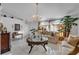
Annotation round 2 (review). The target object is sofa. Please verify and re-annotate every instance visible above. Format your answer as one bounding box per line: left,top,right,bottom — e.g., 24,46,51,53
60,35,79,55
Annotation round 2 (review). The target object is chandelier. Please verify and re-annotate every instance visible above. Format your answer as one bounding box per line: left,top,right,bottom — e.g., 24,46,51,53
32,3,41,21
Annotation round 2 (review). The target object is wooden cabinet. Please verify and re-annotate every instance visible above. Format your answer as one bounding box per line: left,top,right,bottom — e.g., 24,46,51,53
0,33,10,54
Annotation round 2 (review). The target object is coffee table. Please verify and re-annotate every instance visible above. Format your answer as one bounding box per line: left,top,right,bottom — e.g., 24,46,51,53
26,37,48,54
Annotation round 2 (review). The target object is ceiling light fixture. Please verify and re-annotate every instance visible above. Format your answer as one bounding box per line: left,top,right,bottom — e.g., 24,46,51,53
32,3,41,21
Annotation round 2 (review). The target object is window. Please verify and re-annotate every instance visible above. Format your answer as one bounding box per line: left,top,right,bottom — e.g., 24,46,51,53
40,20,60,32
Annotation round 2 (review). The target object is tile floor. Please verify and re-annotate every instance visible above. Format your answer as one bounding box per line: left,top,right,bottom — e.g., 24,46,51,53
2,37,78,55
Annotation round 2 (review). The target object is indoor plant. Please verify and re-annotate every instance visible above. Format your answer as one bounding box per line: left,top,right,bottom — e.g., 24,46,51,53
59,16,79,37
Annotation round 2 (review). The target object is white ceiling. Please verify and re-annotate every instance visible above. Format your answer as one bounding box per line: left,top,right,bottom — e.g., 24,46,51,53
1,3,79,21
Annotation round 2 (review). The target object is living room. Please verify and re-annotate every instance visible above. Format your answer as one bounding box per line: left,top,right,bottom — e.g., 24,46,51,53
0,3,79,55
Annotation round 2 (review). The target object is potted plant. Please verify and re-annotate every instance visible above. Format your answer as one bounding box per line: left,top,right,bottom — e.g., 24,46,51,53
59,16,79,37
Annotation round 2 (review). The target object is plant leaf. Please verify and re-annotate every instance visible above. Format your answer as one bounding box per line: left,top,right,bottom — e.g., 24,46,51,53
72,18,79,22
72,23,77,26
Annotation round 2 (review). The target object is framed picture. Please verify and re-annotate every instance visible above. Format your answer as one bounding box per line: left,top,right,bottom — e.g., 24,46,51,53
15,24,20,31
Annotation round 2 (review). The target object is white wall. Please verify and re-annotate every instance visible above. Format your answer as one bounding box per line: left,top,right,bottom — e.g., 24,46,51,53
0,15,39,38
70,20,79,36
0,16,79,37
0,16,30,38
28,21,38,30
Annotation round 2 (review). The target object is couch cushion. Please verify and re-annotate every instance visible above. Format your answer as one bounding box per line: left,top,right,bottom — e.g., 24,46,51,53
68,36,79,47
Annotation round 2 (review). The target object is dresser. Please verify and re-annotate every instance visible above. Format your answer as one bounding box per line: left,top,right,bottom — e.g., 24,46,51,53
0,33,10,54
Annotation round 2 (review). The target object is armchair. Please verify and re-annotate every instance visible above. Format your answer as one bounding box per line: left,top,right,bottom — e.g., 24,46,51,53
61,35,79,55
